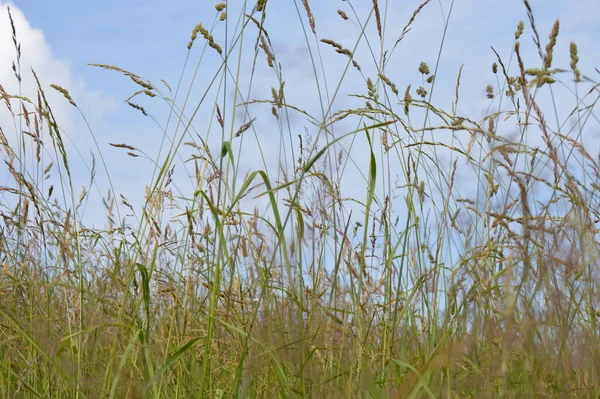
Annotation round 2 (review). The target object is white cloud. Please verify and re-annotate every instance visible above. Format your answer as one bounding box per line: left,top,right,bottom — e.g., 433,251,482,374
0,2,116,151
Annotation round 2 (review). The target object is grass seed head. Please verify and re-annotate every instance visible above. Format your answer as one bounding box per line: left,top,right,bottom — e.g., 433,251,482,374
544,19,560,69
569,41,581,82
302,0,316,34
49,84,77,107
404,84,412,115
515,20,524,40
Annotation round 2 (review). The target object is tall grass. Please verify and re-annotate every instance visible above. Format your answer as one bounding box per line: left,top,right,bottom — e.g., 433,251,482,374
1,1,600,397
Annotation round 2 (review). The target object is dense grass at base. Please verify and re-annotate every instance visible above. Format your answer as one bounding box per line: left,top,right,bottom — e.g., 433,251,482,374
2,1,600,398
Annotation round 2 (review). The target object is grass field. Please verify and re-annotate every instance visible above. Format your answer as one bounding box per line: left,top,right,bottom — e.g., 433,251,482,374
1,1,600,397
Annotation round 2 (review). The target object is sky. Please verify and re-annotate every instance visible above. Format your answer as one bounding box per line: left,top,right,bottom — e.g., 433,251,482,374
1,0,600,261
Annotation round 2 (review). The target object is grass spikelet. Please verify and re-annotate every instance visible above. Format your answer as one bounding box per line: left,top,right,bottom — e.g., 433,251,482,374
32,70,71,180
216,104,224,127
378,74,399,95
209,41,223,54
109,143,136,151
522,0,543,58
235,117,256,137
187,23,207,50
569,41,581,82
337,10,349,20
367,78,377,99
21,103,30,127
129,74,154,91
301,0,316,34
395,0,432,45
278,81,285,104
0,127,10,154
337,47,352,56
515,20,524,40
544,19,560,69
320,39,343,51
127,101,148,116
382,130,389,151
373,0,382,39
215,2,226,11
220,12,226,21
161,79,172,92
125,89,147,102
257,0,267,12
7,6,22,83
418,61,430,75
260,35,274,68
88,63,138,77
186,23,223,54
50,84,77,107
488,116,495,135
43,162,53,175
0,84,12,113
320,39,357,67
404,84,412,115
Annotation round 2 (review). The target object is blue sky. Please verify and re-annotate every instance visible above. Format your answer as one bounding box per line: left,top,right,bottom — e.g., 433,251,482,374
2,0,600,244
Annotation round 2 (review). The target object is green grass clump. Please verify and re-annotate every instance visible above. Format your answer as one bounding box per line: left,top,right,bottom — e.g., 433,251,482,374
1,1,600,398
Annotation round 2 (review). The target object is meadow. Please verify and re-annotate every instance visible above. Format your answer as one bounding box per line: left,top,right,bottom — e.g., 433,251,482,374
1,1,600,397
